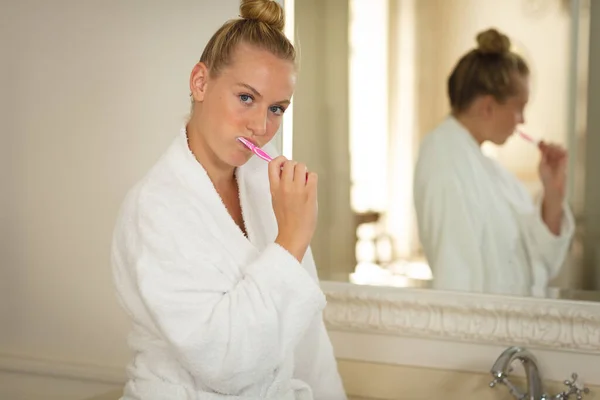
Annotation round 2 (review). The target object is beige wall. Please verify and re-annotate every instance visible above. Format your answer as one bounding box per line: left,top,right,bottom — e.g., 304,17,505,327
1,1,240,398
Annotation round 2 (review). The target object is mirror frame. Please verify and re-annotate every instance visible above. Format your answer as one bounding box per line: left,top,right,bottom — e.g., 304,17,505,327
322,281,600,354
321,281,600,385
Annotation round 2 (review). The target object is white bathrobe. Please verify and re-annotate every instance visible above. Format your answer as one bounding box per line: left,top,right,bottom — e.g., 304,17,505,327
111,127,347,400
413,116,574,297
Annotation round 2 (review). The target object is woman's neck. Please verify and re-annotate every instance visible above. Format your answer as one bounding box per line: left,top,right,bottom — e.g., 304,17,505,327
186,119,236,188
452,112,486,146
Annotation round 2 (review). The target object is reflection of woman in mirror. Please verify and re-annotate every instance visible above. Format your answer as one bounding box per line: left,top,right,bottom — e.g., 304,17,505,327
110,0,346,398
413,28,574,297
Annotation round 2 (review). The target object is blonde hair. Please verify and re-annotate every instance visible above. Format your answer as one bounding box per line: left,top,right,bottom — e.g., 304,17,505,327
448,28,529,113
199,0,295,76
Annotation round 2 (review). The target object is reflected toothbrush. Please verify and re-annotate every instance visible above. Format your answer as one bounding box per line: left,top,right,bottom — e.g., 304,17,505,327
516,130,540,147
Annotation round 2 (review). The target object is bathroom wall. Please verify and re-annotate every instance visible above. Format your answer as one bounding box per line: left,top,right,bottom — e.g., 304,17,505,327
0,1,241,399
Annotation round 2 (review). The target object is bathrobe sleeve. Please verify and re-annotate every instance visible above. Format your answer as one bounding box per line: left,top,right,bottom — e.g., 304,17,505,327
292,249,348,400
126,198,327,395
414,169,486,292
522,197,575,293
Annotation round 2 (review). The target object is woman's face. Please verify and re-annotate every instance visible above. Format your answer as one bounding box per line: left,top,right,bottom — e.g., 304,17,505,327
191,43,296,167
486,74,529,145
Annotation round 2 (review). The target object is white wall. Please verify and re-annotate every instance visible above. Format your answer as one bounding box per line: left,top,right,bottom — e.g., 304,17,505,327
1,1,240,398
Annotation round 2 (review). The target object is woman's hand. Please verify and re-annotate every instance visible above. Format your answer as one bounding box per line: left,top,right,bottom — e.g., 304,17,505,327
538,141,567,204
538,141,567,235
268,156,318,262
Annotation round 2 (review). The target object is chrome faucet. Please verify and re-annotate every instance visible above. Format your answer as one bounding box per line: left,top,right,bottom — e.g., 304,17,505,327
489,346,543,400
489,346,590,400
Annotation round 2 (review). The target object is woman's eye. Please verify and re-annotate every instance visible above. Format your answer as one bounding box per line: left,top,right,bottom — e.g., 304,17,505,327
240,94,253,104
270,106,284,115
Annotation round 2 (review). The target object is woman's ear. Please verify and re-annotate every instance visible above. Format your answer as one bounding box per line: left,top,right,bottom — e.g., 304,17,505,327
479,95,496,119
190,62,210,103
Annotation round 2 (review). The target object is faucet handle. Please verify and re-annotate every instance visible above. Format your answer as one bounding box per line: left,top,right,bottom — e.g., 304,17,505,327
489,375,503,388
489,374,526,400
561,373,591,399
489,372,508,388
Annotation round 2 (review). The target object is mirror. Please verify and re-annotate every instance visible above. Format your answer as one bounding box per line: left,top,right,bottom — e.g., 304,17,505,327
288,0,599,301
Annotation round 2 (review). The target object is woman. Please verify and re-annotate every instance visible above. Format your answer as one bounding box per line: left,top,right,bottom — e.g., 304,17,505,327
111,1,346,399
413,28,574,297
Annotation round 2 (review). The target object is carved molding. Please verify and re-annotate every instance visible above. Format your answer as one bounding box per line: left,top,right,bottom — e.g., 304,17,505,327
321,282,600,354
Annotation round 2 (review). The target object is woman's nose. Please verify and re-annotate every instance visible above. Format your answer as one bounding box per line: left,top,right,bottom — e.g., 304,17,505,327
247,109,268,137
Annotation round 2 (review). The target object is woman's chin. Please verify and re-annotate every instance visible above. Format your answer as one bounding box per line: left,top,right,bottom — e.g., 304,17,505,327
229,152,253,167
492,134,511,146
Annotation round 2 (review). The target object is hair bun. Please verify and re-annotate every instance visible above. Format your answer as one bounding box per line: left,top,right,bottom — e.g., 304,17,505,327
240,0,285,31
476,28,511,55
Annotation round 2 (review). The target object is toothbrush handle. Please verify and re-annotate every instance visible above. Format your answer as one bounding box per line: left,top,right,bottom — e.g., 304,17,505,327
252,147,273,162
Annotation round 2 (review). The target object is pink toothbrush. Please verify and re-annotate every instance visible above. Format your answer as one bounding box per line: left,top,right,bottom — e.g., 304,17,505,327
237,136,309,180
516,130,540,146
237,137,273,162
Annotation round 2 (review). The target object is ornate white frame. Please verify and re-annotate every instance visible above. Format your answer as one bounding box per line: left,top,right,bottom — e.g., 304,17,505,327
321,281,600,355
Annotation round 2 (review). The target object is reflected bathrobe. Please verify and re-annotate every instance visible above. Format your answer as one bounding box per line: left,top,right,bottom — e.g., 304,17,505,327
111,128,347,400
413,116,574,297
